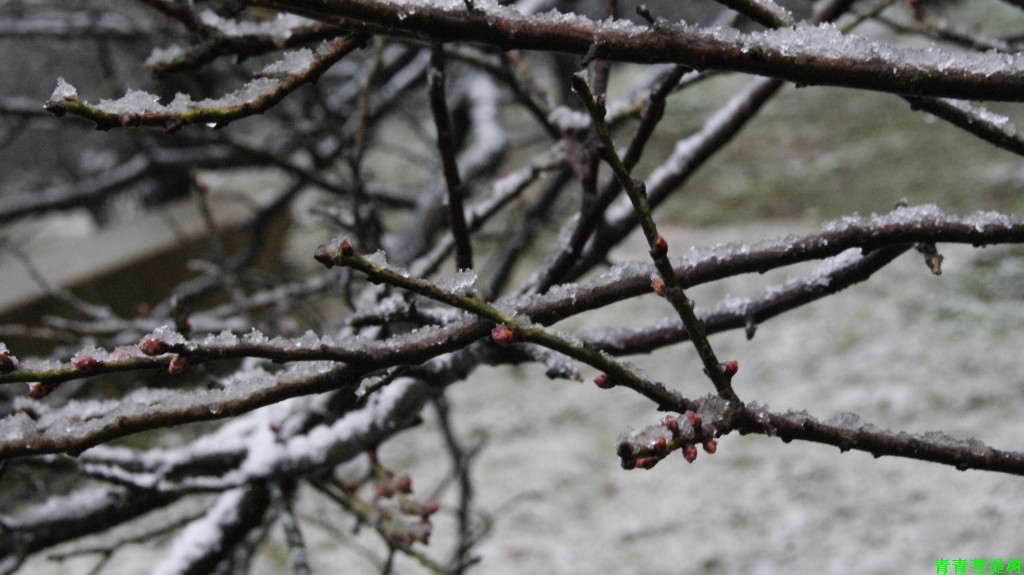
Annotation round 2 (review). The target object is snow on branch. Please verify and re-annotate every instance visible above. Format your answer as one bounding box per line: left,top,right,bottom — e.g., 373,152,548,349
0,206,1017,473
904,96,1024,156
2,206,1024,461
151,486,267,575
143,8,345,76
250,0,1024,101
44,34,368,131
579,245,910,355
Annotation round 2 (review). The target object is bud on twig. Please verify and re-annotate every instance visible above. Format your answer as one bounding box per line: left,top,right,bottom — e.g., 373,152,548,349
722,360,738,376
73,357,101,373
651,235,668,258
594,373,614,389
661,415,679,435
28,382,55,399
168,355,188,374
635,456,660,469
651,276,665,297
396,475,413,494
314,244,335,268
652,436,667,454
140,338,167,356
684,411,702,431
491,324,516,345
0,352,16,374
682,443,698,463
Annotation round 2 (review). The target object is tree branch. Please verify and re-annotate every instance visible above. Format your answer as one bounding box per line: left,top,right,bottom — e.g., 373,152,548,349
248,0,1024,101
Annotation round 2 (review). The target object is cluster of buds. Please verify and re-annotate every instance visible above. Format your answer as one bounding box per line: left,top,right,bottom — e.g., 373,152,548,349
314,237,355,268
139,338,188,374
343,451,440,549
616,409,720,469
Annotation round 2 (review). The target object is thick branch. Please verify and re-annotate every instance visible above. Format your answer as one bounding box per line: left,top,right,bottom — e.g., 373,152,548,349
248,0,1024,101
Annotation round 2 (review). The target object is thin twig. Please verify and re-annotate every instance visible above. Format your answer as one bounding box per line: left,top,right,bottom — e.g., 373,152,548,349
429,44,474,271
572,72,738,402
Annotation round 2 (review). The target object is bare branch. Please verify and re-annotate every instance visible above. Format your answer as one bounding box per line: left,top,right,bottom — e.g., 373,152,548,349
45,34,368,131
249,0,1024,101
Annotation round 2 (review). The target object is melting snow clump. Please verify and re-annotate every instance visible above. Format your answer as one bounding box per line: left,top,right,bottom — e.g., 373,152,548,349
436,269,477,295
49,77,78,101
260,48,316,77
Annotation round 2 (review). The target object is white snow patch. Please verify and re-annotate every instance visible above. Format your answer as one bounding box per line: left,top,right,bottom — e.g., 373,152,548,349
49,77,78,101
151,487,246,575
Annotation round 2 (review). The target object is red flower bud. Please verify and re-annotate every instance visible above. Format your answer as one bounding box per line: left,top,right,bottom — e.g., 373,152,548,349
313,244,335,268
635,457,660,469
593,373,614,389
491,324,516,345
73,357,100,373
682,443,698,463
722,360,738,376
396,475,413,494
684,411,702,431
376,482,393,498
651,235,668,258
422,502,440,516
661,415,679,435
651,276,665,297
0,352,16,374
652,436,667,453
339,239,354,256
140,338,167,356
702,439,718,454
27,382,55,399
167,355,187,374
